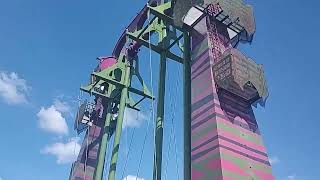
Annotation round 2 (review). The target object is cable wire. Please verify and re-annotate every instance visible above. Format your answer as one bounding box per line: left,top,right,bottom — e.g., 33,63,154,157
120,111,138,179
146,4,158,180
134,6,156,180
163,63,182,180
135,110,153,179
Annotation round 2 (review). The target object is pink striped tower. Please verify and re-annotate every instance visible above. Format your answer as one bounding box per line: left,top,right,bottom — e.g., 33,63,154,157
190,5,274,180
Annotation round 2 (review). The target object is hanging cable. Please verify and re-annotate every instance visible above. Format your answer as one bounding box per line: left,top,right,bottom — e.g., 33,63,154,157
146,3,159,179
171,65,182,180
163,109,175,180
135,110,153,179
163,62,182,180
134,5,158,179
120,110,138,179
163,64,174,180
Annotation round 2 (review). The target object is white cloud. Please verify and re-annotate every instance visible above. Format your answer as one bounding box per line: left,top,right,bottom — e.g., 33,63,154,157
53,99,71,114
123,175,144,180
269,156,280,165
287,174,296,180
37,105,69,135
123,108,147,129
41,138,81,164
0,71,29,104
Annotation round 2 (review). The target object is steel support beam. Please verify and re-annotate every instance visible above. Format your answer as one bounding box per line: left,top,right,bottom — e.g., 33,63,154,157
153,20,167,180
94,107,112,180
183,31,191,180
108,65,131,180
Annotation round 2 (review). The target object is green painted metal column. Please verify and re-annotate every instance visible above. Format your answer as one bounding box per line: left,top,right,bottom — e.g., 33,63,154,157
108,65,131,180
183,31,191,180
94,105,112,180
153,21,167,180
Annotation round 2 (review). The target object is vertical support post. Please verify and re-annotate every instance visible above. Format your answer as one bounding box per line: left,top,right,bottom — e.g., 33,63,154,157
94,105,112,180
153,21,167,180
108,65,131,180
183,31,191,180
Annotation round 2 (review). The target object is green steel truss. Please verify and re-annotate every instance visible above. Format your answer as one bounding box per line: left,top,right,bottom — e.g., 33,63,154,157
80,52,154,180
80,1,192,180
126,2,192,180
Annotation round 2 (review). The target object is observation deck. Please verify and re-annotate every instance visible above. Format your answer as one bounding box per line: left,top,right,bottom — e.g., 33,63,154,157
212,48,268,106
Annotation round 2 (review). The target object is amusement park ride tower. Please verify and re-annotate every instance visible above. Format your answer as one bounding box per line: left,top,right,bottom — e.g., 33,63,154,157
69,0,274,179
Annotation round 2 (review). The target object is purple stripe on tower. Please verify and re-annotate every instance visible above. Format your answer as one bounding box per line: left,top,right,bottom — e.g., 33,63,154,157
190,17,274,179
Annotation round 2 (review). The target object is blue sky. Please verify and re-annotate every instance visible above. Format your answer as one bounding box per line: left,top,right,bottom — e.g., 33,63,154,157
0,0,320,180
